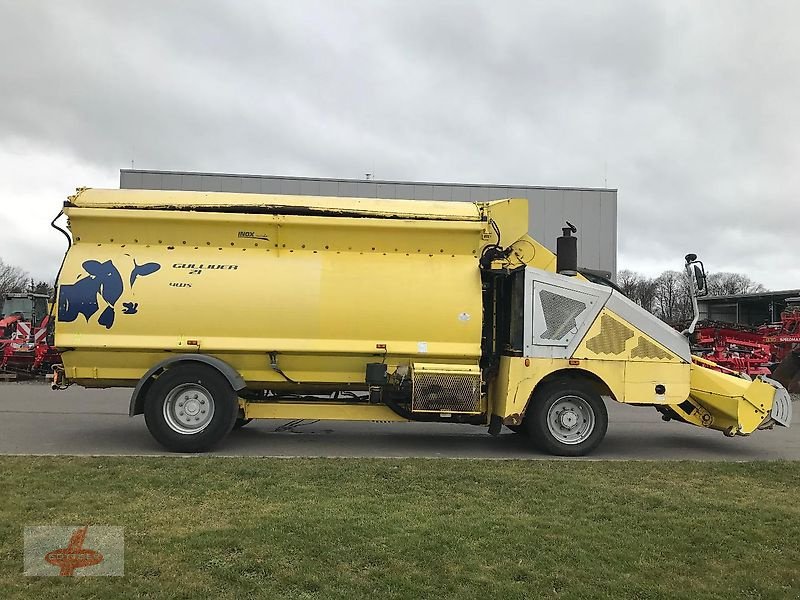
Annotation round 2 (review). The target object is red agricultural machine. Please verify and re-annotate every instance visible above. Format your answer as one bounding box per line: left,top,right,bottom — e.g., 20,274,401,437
691,297,800,392
0,292,62,376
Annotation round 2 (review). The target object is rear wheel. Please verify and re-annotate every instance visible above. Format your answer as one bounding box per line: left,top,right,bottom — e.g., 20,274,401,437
144,364,239,452
525,379,608,456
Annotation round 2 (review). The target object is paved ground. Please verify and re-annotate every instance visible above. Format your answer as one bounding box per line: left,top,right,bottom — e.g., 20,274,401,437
0,382,797,460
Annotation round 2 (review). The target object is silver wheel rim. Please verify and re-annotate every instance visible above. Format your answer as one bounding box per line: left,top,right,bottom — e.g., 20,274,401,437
546,395,595,445
163,383,215,435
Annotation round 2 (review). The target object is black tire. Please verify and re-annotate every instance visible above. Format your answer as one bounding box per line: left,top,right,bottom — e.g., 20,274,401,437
143,364,239,452
233,418,253,430
506,424,527,435
524,379,608,457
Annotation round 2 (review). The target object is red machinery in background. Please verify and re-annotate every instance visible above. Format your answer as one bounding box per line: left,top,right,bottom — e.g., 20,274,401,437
691,322,773,376
691,297,800,391
0,293,62,375
759,297,800,363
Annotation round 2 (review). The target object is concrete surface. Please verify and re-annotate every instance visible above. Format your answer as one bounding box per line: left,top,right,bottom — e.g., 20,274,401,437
0,383,797,460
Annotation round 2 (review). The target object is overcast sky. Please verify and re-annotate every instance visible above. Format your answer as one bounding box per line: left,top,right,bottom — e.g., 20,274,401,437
0,0,797,289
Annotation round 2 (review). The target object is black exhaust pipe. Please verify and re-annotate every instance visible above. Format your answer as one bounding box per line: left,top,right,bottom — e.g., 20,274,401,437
557,221,578,275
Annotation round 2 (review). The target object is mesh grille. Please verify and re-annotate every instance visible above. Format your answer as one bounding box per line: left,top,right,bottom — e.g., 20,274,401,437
586,315,634,355
539,290,587,340
631,337,673,360
412,371,481,413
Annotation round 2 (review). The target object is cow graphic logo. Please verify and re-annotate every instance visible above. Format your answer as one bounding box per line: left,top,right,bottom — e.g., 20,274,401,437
24,525,125,576
44,525,103,576
58,259,161,329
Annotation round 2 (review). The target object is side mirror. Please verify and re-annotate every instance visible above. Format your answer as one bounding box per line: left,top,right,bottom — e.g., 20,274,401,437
681,253,708,336
693,264,707,296
684,254,707,297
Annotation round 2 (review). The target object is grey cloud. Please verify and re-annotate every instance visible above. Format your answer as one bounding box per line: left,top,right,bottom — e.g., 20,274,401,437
0,0,798,289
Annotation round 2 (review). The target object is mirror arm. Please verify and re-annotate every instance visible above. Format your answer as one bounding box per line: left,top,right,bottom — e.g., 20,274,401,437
681,255,703,336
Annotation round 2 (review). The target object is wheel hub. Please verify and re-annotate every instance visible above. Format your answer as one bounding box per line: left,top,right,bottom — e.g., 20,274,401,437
163,384,215,435
558,409,579,430
546,395,596,445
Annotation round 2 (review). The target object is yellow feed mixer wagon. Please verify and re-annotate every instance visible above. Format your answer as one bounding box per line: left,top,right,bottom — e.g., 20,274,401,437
50,189,791,455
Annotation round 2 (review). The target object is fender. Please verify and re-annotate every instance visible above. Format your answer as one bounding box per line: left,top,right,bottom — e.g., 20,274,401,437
129,354,247,416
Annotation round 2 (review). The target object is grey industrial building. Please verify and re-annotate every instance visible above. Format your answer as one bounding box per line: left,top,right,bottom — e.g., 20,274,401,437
120,170,618,278
699,289,800,326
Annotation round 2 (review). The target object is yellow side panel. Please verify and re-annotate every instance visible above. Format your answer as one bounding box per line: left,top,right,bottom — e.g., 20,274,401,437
572,308,683,363
489,356,627,419
688,363,771,434
623,362,690,405
489,357,689,419
243,402,408,422
56,205,485,386
69,188,484,221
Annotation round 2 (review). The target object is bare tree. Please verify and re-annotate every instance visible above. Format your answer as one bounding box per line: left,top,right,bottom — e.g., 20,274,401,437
617,269,642,299
706,272,766,296
617,269,658,313
617,267,766,326
0,258,29,297
653,270,693,325
31,280,55,297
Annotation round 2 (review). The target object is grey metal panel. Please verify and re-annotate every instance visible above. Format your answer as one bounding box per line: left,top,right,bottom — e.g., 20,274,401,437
579,191,602,271
485,187,511,201
280,179,301,195
505,187,529,200
200,175,222,192
523,268,611,359
469,187,491,202
300,179,321,196
450,186,472,202
430,186,452,201
353,182,377,198
559,190,583,236
600,191,617,278
525,188,548,244
159,173,184,190
240,177,261,193
120,171,144,189
319,181,339,196
182,174,204,191
219,176,241,193
376,183,396,198
140,172,163,190
543,188,564,252
394,184,416,199
259,178,282,194
337,181,361,197
414,185,435,200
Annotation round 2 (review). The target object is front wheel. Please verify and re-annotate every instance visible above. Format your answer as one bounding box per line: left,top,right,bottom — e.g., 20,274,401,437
144,364,239,452
525,379,608,456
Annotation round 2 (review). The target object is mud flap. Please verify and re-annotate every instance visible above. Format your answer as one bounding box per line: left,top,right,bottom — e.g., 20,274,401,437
772,350,800,394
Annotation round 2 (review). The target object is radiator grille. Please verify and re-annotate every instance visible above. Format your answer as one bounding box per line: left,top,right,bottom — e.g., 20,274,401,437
412,369,481,413
631,337,673,360
586,315,634,355
539,290,587,340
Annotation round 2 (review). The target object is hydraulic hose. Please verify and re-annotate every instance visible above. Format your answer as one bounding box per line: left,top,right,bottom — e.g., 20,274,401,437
47,209,72,323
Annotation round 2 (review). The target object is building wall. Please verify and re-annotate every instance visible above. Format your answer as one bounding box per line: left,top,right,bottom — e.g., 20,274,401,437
699,290,800,326
120,170,618,277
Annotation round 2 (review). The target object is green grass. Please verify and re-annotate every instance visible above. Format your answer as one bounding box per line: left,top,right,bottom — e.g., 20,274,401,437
1,457,799,599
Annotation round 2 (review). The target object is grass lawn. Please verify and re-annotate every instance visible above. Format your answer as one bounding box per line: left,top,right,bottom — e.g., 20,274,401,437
1,457,798,599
